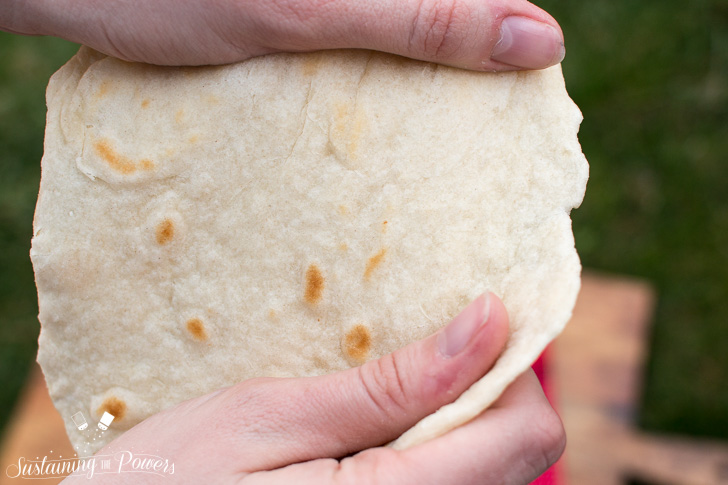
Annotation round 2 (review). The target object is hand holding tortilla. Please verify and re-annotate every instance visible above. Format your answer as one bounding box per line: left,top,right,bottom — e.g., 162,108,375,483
61,293,565,484
0,0,564,70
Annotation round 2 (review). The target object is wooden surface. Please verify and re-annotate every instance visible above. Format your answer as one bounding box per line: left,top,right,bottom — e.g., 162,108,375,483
551,272,728,485
2,272,728,484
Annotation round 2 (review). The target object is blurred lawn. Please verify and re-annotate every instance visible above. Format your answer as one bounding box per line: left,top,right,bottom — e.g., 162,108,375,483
539,0,728,437
0,33,79,435
0,0,727,440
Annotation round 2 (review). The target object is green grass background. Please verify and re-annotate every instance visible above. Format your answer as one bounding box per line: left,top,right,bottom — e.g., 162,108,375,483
1,0,726,441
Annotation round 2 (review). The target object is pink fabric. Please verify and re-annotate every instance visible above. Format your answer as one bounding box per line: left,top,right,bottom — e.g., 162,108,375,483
530,347,563,485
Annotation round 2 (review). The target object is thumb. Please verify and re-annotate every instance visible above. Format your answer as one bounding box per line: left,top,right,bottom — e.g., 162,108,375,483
263,0,565,71
215,292,510,472
3,0,563,69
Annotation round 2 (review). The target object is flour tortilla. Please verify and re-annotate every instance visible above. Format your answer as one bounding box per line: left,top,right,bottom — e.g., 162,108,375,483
32,47,588,453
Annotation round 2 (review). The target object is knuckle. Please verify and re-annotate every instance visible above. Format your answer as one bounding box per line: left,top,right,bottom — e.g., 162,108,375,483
357,353,412,421
523,405,567,475
409,0,470,59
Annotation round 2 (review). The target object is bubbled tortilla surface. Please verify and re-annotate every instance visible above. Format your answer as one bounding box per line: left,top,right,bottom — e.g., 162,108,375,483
32,47,588,453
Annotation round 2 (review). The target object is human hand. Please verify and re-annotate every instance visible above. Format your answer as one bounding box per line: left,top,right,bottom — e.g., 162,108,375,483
62,293,565,484
1,0,564,70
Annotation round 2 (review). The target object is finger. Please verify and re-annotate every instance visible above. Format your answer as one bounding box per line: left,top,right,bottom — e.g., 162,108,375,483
213,292,509,471
382,370,566,485
3,0,564,70
254,0,566,70
243,370,565,485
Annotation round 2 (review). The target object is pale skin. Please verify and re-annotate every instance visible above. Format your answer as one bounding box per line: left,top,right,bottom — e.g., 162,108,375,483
2,1,567,482
62,294,566,484
0,0,565,70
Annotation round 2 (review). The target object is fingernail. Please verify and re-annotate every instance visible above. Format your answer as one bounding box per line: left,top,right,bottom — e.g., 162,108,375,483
437,293,491,358
491,16,565,69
